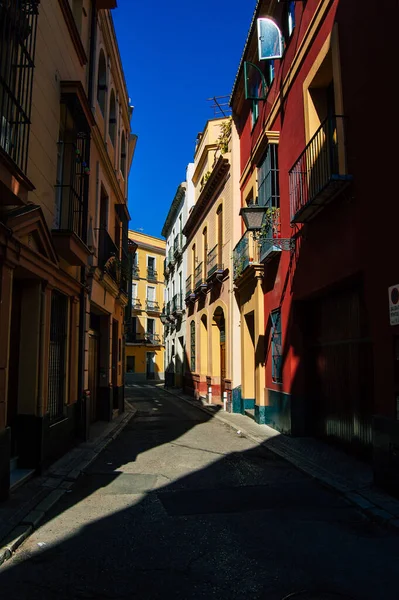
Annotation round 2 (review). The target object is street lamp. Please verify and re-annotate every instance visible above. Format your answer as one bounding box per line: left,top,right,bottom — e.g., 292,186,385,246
239,204,266,232
160,311,167,325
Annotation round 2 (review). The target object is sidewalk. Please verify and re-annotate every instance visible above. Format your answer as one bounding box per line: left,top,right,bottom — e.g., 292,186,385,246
161,384,399,529
0,403,136,567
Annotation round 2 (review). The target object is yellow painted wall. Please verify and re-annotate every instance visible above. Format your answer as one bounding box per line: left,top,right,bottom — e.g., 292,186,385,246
125,231,166,382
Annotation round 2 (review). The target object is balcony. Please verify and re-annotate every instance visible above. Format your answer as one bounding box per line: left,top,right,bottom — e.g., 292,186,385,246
146,299,160,313
173,234,183,259
167,248,175,269
147,267,158,282
163,258,169,278
289,115,352,224
132,264,139,279
131,298,142,311
185,275,195,301
172,293,183,315
233,230,261,281
52,139,90,266
98,229,120,284
194,262,207,292
125,332,161,345
207,244,224,280
259,206,282,263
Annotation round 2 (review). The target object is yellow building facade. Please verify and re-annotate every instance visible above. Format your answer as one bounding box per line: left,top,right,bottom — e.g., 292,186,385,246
125,231,166,382
0,0,134,499
183,117,241,405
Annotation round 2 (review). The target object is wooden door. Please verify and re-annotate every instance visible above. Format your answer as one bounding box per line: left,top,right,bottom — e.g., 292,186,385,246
220,342,226,396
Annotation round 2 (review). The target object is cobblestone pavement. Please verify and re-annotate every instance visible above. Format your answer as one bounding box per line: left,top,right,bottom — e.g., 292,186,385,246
0,384,398,599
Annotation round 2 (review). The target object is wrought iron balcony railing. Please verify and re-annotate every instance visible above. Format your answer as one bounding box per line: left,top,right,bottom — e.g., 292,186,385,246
132,264,139,279
145,332,161,345
207,244,224,279
233,230,261,281
185,275,194,299
131,298,142,310
147,267,158,281
289,115,352,223
172,293,183,314
194,262,206,290
146,299,160,312
173,234,183,257
167,248,175,267
98,228,120,281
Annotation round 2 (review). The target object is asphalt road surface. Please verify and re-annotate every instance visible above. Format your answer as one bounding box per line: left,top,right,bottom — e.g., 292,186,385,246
0,384,398,599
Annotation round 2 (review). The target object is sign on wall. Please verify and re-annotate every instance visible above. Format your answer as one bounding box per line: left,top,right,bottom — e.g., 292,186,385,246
389,284,399,325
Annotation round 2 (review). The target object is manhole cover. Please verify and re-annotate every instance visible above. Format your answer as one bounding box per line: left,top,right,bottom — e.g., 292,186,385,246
283,593,355,600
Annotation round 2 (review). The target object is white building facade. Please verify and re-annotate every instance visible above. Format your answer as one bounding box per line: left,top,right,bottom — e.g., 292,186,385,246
162,164,195,388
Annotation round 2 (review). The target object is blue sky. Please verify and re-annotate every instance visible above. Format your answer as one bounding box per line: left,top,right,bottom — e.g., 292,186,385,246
112,0,255,238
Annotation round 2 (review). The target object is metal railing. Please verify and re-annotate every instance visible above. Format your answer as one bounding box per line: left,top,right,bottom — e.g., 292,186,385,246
146,299,160,312
207,244,223,278
53,137,89,242
289,115,350,222
232,230,261,280
131,298,142,310
147,267,158,281
0,0,39,174
195,262,205,289
172,293,183,313
168,248,175,266
173,234,182,256
98,229,119,282
132,264,139,279
185,275,193,298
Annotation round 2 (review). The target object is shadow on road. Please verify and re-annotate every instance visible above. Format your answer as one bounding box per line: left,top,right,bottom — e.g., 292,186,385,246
0,384,398,600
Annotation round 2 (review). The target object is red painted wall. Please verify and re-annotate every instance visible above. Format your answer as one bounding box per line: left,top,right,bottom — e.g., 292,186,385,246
235,0,399,421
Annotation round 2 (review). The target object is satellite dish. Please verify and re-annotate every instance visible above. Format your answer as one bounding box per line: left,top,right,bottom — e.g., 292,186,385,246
257,18,283,61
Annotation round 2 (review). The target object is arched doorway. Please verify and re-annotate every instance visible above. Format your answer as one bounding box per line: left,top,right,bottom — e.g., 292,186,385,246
212,307,226,402
200,314,208,376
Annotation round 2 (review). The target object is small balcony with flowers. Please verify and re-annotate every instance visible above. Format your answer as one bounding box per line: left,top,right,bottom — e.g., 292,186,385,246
289,115,352,224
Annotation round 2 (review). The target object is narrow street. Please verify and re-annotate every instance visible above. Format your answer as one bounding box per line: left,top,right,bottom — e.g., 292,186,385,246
0,384,398,599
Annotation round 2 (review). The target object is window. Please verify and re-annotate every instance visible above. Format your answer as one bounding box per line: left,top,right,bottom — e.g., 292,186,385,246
203,227,208,274
147,256,157,280
287,1,296,37
271,309,282,383
48,291,68,421
147,318,155,336
258,144,280,237
147,286,156,310
190,321,196,372
120,132,126,177
109,89,116,145
0,0,39,174
132,283,137,302
126,356,135,373
97,50,107,115
54,102,89,240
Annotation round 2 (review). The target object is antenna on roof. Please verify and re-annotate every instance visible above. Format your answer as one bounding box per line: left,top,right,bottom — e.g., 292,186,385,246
207,96,232,118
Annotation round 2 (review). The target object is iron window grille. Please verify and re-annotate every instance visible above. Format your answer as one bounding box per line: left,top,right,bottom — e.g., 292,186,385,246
271,309,282,383
54,103,90,241
48,290,68,422
0,0,39,174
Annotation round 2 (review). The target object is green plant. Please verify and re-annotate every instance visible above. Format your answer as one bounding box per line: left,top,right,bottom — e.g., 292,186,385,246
259,206,281,239
217,118,232,154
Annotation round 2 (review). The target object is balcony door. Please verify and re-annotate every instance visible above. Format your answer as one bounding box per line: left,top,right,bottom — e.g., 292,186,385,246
146,352,156,379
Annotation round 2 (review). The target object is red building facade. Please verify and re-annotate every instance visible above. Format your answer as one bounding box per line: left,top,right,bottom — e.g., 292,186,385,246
231,0,399,473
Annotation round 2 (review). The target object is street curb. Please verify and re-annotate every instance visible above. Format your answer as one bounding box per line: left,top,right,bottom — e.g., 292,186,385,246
0,405,137,568
162,386,399,531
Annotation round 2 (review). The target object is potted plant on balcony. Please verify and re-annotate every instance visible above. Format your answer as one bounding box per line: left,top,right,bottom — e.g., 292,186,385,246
261,207,281,239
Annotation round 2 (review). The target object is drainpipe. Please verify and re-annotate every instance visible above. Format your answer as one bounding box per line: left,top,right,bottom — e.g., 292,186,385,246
77,0,97,440
37,282,47,417
88,0,97,109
